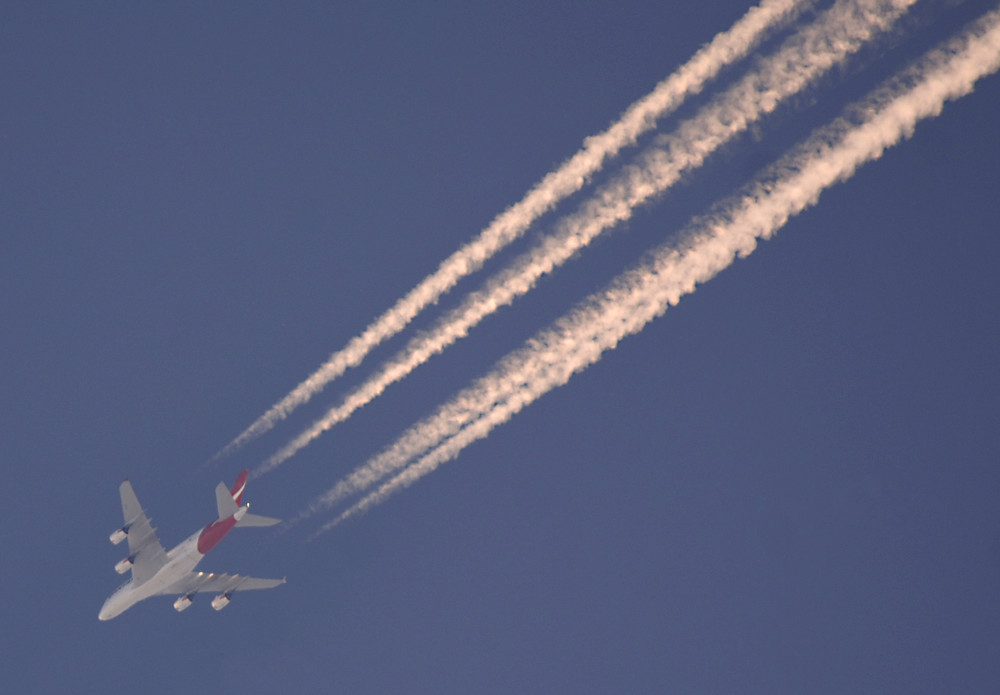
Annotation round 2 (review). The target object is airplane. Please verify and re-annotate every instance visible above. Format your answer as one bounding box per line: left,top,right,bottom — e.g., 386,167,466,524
99,470,285,620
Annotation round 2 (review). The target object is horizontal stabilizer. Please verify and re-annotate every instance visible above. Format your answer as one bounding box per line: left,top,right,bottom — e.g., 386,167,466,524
237,512,281,527
215,482,238,519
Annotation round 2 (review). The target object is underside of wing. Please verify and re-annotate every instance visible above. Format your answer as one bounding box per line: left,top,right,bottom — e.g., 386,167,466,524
118,480,168,584
159,571,286,596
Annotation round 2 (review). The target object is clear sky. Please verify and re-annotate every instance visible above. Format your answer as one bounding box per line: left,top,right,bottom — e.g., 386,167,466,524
3,1,999,693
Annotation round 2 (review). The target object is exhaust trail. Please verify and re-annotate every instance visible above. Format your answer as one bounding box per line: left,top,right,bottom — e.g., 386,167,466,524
211,0,808,462
258,0,916,476
306,5,1000,531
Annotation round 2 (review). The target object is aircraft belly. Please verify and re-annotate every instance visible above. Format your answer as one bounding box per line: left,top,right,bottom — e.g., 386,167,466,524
143,538,204,596
100,538,205,619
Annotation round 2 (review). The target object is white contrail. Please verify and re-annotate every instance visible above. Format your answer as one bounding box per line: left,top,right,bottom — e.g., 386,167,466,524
211,0,807,462
257,0,914,476
308,6,1000,531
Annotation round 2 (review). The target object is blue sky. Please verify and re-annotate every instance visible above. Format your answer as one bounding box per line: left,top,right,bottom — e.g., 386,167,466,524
3,1,999,692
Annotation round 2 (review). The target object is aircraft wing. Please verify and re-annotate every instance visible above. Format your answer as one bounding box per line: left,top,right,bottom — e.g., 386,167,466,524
119,480,169,584
159,571,286,596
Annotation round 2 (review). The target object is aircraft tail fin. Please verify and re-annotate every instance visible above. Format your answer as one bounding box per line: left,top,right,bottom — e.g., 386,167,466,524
215,469,249,518
229,470,248,506
215,470,281,526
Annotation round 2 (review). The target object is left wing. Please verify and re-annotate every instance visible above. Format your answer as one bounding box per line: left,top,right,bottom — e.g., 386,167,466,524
119,480,169,584
159,571,286,597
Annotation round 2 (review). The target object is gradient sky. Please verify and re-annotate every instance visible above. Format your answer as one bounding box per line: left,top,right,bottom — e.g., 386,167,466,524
3,1,999,693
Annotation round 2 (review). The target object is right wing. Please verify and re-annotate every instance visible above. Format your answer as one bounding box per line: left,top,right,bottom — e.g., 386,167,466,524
119,480,169,584
159,571,286,596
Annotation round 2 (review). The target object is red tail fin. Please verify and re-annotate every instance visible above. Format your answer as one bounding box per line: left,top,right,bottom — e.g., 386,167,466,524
229,470,248,506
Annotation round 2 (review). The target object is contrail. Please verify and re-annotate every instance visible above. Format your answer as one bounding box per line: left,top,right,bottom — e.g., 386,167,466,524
258,0,916,476
306,5,1000,531
211,0,807,462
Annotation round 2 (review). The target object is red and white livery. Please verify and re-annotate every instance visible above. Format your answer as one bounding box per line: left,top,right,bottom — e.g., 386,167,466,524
99,470,284,620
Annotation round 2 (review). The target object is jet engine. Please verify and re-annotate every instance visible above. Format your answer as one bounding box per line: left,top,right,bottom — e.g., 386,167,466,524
173,595,193,612
109,527,128,545
211,592,232,611
114,556,134,574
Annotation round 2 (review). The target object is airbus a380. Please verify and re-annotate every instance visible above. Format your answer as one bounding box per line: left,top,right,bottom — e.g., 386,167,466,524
99,470,285,620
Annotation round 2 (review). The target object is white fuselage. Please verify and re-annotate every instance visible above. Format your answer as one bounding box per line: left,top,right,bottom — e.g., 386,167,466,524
98,534,203,620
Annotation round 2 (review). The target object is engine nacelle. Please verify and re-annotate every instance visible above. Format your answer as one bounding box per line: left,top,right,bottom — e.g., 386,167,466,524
109,527,128,545
173,595,193,612
114,556,134,575
211,593,232,611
